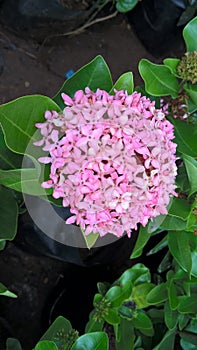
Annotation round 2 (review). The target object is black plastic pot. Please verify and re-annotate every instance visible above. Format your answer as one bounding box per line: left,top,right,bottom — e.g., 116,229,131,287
128,0,185,56
16,196,138,266
0,0,91,41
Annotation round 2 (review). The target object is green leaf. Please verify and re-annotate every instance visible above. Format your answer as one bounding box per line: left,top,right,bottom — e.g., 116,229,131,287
178,314,189,331
35,341,58,350
158,251,172,273
81,230,99,249
181,338,197,350
97,282,111,296
116,0,138,12
191,249,197,278
0,282,17,298
118,263,151,286
132,311,154,336
168,231,192,275
147,235,168,255
109,72,134,94
0,239,6,250
163,58,180,76
105,285,128,307
40,316,72,342
176,163,190,193
183,154,197,196
6,338,22,350
71,332,108,350
184,84,197,107
85,311,104,333
184,319,197,335
0,187,18,241
180,331,197,347
104,308,120,325
183,16,197,52
118,305,133,319
178,295,197,314
0,95,61,154
146,283,168,305
0,128,23,170
164,301,178,330
115,319,135,350
132,283,155,309
130,225,152,258
169,118,197,157
153,197,191,231
152,330,176,350
167,279,179,310
53,56,113,109
0,167,42,195
139,59,179,98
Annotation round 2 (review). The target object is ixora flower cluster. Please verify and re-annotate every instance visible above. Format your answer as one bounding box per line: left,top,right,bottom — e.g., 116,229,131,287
34,88,177,237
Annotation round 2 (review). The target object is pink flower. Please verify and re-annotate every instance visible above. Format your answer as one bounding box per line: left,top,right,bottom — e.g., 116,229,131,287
35,88,177,238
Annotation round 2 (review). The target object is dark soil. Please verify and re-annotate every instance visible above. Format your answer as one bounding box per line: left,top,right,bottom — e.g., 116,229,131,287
0,9,184,350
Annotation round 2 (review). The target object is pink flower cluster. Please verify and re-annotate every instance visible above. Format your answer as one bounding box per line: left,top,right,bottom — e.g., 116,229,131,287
34,88,177,237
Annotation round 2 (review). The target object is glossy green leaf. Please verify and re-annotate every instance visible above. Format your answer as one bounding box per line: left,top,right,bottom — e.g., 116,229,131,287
53,56,113,109
184,84,197,107
183,154,197,196
0,187,18,241
188,97,197,113
176,163,190,193
0,167,42,195
167,279,179,310
132,283,155,309
71,332,108,350
81,230,99,249
183,16,197,51
40,316,72,342
184,319,197,334
147,235,168,255
153,197,191,231
105,285,129,307
97,282,111,296
0,95,61,154
139,59,179,98
35,341,58,350
164,301,178,330
104,308,120,325
163,58,180,76
191,249,197,278
181,338,197,350
109,72,134,94
0,239,6,250
6,338,22,350
132,311,154,336
178,295,197,314
0,128,23,170
180,331,197,348
152,330,176,350
118,263,151,286
85,311,104,333
115,319,135,350
169,117,197,157
146,283,168,305
93,293,103,306
116,0,138,12
0,283,17,298
168,231,192,275
118,305,133,319
187,214,197,234
158,251,172,274
178,314,189,331
130,225,152,258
